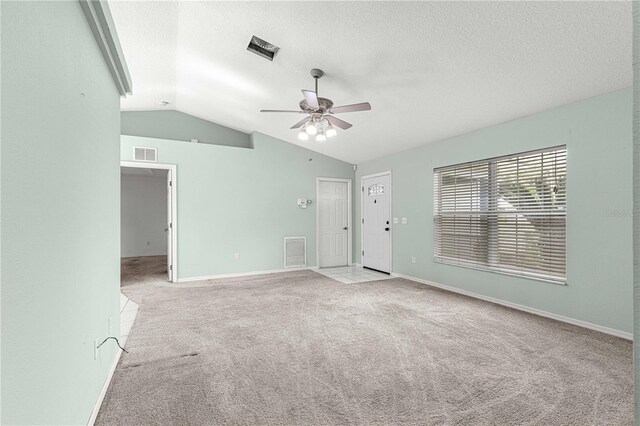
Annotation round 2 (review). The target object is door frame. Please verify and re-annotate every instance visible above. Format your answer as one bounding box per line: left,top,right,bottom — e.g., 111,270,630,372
316,177,353,268
121,161,178,283
360,171,393,273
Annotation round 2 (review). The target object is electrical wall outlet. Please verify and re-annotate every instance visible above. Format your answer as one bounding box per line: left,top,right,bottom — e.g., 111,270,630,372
401,217,408,224
234,253,240,260
393,217,398,224
411,256,416,264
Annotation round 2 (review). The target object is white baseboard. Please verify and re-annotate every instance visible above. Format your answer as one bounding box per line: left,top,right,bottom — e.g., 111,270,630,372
177,266,317,283
391,272,632,341
87,346,123,425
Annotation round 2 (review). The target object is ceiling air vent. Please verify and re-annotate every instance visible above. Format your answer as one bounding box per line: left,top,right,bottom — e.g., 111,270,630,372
133,146,157,163
247,35,280,61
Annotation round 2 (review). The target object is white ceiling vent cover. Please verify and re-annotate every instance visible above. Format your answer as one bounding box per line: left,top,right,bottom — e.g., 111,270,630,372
133,146,157,162
284,237,306,268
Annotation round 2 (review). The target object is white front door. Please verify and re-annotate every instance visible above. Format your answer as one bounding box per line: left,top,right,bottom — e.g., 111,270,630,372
362,173,391,273
318,180,349,267
166,170,173,282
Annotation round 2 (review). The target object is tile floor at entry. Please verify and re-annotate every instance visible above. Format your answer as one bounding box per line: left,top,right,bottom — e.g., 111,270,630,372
316,265,392,284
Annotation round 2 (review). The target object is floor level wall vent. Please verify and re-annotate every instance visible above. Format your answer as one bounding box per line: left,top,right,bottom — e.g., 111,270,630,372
284,237,306,268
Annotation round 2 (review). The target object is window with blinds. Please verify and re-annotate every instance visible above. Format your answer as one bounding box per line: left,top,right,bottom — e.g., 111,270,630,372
433,146,567,284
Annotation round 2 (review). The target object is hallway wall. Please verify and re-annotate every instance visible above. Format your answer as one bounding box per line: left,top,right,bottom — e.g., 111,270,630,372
121,173,168,257
1,1,124,424
121,132,355,279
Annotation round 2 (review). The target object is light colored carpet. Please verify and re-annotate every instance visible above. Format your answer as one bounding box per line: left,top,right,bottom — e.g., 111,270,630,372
97,256,632,425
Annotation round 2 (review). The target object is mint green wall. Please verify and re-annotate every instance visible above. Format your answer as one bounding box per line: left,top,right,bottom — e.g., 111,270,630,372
121,132,354,279
356,89,633,334
1,2,122,424
121,110,251,148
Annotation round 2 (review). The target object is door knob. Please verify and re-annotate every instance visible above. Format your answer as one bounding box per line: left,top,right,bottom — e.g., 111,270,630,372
343,227,348,230
385,227,390,231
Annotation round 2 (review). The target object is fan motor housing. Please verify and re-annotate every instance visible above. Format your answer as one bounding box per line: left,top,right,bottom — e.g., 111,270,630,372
299,97,333,113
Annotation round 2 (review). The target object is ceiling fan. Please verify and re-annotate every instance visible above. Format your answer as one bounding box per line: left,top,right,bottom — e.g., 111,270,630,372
260,68,371,142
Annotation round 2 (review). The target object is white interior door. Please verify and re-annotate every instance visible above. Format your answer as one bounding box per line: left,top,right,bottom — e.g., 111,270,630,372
318,180,349,267
362,173,391,273
166,170,173,282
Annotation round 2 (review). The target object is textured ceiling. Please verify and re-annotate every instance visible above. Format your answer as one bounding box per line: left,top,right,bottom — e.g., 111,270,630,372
109,1,631,164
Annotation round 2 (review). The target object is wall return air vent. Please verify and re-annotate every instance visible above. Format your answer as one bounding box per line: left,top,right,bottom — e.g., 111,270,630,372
284,237,306,268
247,35,280,61
133,146,157,163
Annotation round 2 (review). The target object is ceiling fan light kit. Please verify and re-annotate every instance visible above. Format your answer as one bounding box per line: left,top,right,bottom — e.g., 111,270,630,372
298,117,335,141
261,68,371,142
305,122,318,136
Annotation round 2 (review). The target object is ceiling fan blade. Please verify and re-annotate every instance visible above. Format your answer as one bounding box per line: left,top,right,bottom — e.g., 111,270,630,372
326,115,353,130
302,90,319,109
290,117,310,129
260,109,305,113
329,102,371,114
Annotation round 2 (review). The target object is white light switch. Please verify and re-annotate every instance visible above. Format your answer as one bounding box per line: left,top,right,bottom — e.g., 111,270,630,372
401,217,407,224
393,217,398,224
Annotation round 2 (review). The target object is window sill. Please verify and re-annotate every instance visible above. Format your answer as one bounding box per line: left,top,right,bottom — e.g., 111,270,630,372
433,257,567,286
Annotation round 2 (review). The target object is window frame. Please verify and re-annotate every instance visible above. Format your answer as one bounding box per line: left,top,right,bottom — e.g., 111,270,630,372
433,145,567,285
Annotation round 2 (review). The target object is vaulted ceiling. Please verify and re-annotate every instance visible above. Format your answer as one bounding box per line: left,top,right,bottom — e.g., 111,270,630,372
109,1,631,164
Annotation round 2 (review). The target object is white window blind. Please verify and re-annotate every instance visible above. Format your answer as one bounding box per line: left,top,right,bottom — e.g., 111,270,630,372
433,146,567,284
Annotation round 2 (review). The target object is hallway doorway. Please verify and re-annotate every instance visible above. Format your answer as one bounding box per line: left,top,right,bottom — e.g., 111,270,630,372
121,161,177,282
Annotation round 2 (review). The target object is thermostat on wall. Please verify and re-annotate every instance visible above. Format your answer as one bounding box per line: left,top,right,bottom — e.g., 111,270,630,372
297,198,312,209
